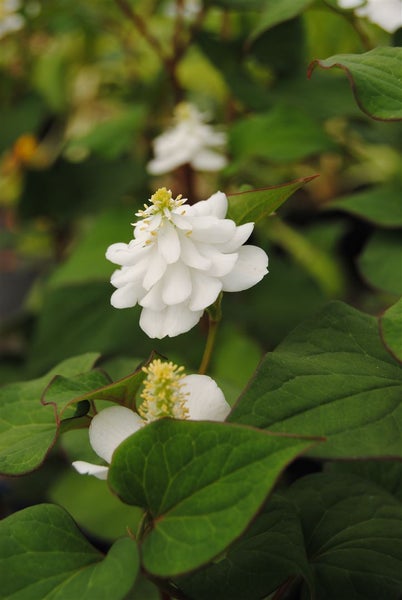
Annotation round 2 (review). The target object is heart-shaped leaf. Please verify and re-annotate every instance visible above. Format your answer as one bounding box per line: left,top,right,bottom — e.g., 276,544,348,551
308,48,402,121
0,504,138,600
289,473,402,600
0,353,100,475
229,301,402,459
108,419,318,577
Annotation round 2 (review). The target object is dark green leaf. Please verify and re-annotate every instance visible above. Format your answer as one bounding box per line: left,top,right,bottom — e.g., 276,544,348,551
227,176,318,225
229,301,402,459
0,353,99,475
329,461,402,503
109,419,317,577
177,494,313,600
289,473,402,600
380,298,402,362
0,504,138,600
358,230,402,295
328,184,402,228
308,47,402,121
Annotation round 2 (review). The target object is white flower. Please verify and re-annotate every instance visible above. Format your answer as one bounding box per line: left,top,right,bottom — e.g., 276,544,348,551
338,0,402,33
72,360,230,480
0,0,24,39
147,103,227,175
106,187,268,339
164,0,201,20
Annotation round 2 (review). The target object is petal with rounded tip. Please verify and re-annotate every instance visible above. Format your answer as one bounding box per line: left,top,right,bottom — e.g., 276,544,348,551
142,251,167,290
215,222,254,253
72,461,109,480
139,280,166,311
158,223,181,263
189,191,228,218
221,245,268,292
110,283,142,308
190,217,235,243
192,149,227,172
163,305,203,337
89,406,144,463
189,272,222,311
183,374,230,421
162,262,192,305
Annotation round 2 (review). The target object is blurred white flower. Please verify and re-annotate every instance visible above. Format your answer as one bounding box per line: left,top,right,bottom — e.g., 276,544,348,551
0,0,24,38
338,0,402,33
106,187,268,339
147,102,227,175
164,0,201,20
72,360,230,479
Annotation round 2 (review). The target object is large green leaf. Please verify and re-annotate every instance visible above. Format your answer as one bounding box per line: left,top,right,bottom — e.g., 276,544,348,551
328,184,402,228
108,419,317,577
227,175,317,225
308,47,402,121
0,354,99,476
0,504,138,600
289,473,402,600
358,230,402,295
380,298,402,362
249,0,314,42
176,494,313,600
229,301,402,459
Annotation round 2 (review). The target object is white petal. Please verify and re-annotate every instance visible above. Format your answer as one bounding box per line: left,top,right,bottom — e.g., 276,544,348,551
221,245,268,292
189,191,228,218
189,217,236,243
72,461,109,480
89,406,144,463
139,280,166,311
201,245,239,277
140,305,202,338
158,222,181,263
189,272,222,311
191,149,227,172
110,260,148,287
142,251,167,290
106,241,149,266
110,282,142,308
183,374,230,421
180,235,211,270
215,222,254,253
162,262,192,305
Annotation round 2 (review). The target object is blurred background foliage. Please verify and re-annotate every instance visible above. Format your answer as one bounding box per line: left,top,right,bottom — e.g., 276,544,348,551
1,0,401,547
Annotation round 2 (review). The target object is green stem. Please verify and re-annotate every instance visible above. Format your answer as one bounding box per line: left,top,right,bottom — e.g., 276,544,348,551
198,296,222,375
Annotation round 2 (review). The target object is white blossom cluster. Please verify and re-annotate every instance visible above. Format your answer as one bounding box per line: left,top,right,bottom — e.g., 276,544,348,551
0,0,24,38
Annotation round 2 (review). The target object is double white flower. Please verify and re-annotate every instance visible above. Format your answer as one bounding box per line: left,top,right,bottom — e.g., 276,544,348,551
338,0,402,33
73,360,230,480
106,188,268,339
147,103,227,175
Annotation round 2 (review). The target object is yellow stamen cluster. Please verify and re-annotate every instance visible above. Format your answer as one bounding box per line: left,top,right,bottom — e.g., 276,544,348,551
139,359,189,423
136,187,186,219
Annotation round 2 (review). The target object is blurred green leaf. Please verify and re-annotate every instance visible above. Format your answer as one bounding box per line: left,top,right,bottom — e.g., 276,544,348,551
380,297,402,362
227,176,318,225
229,107,335,163
308,47,402,120
249,0,314,42
0,504,138,600
328,184,402,227
229,301,402,459
289,473,402,600
0,95,46,153
109,419,317,577
0,353,99,475
358,230,402,295
177,494,313,600
49,468,143,541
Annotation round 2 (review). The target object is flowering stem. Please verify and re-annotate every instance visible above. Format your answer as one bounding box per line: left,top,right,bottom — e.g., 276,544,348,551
198,295,222,375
